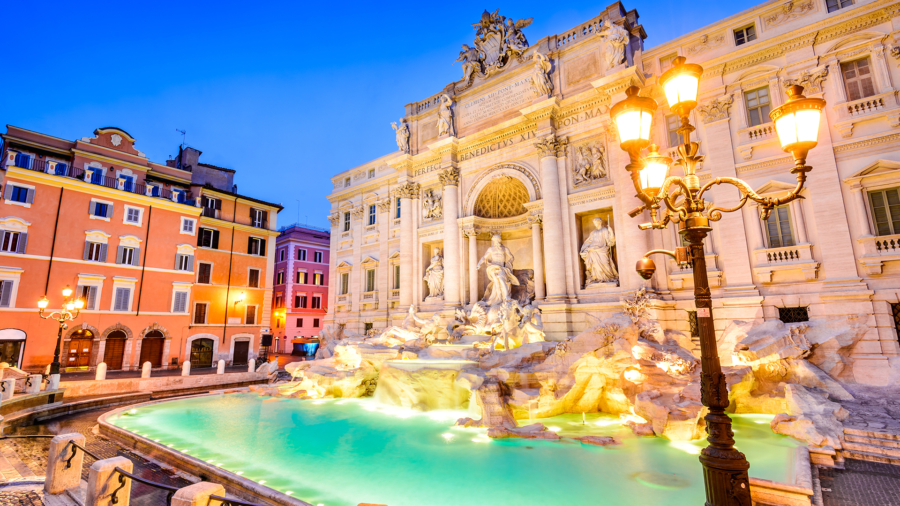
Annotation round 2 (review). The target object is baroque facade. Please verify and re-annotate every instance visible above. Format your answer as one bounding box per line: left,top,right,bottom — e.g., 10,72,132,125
326,0,900,385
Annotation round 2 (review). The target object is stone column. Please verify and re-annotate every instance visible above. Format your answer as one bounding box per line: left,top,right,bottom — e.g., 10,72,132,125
397,182,418,308
466,229,478,304
535,136,568,300
850,186,872,237
555,147,577,299
440,169,461,307
530,216,545,300
790,198,808,244
744,204,766,250
377,199,392,314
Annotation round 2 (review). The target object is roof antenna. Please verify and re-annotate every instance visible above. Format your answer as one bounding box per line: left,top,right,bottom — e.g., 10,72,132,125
175,129,186,150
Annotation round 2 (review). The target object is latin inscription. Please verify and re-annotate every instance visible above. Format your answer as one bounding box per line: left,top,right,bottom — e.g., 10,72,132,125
459,77,534,127
459,131,536,162
557,106,608,128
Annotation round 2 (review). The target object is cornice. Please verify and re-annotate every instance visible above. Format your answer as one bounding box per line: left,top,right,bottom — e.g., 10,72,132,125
3,135,72,157
71,148,151,172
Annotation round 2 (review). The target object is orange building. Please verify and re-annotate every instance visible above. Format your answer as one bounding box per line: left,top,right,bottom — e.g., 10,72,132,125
0,125,281,372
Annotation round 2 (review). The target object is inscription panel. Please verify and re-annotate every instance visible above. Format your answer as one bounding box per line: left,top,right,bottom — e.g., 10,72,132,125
459,77,534,127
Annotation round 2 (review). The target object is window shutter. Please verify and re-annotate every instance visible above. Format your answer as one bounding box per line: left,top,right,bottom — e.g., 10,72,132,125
100,244,108,262
116,246,124,264
175,254,182,270
197,230,203,247
114,288,123,310
0,281,10,307
83,241,91,260
212,230,219,249
89,201,96,216
201,196,208,208
215,199,222,210
87,286,97,310
16,233,27,254
174,291,187,313
248,237,254,255
262,210,268,226
250,207,255,219
106,203,114,218
187,255,194,270
2,184,10,200
25,188,34,204
260,239,266,256
132,247,140,266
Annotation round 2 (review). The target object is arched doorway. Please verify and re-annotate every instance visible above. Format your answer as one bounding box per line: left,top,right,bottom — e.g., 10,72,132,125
104,330,127,370
139,330,165,368
67,329,94,368
191,339,214,368
0,329,26,367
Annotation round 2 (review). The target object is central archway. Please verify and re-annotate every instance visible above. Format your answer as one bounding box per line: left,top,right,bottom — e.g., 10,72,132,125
473,176,530,218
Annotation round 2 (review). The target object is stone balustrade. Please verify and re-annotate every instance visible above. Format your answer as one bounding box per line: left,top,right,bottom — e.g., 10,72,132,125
833,90,900,138
858,233,900,275
389,288,400,299
737,122,779,160
752,243,818,283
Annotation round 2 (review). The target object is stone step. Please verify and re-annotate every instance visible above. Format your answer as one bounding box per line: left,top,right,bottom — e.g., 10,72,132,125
842,441,900,458
844,434,900,449
843,426,900,441
843,449,900,466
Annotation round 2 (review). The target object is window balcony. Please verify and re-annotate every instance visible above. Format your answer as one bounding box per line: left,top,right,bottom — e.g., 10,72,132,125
752,243,818,283
736,122,778,161
389,289,400,299
858,234,900,275
361,291,377,300
832,90,900,138
201,207,221,219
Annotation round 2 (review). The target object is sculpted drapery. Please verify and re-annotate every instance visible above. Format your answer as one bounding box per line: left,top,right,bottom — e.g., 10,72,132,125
581,217,619,286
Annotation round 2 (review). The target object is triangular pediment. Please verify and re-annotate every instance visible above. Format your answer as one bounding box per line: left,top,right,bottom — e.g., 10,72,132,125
755,180,797,196
336,260,353,269
825,31,887,54
360,255,378,265
389,251,401,260
844,160,900,188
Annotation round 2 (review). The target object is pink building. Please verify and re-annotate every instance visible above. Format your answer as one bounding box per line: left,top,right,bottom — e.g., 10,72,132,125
271,224,330,354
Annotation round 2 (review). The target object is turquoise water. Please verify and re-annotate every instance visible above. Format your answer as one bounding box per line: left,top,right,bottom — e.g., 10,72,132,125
108,394,803,506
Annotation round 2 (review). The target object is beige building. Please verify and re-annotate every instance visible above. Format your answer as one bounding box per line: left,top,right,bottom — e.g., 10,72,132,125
325,0,900,385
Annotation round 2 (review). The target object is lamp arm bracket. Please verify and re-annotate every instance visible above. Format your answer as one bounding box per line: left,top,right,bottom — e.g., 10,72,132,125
708,194,750,221
644,249,678,260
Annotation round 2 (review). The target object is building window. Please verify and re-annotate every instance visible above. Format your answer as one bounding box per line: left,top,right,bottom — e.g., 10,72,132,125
368,205,376,226
687,311,700,338
744,87,771,127
279,249,285,261
340,272,349,294
365,322,373,333
868,188,900,236
343,212,351,232
311,295,322,309
124,207,142,225
295,295,307,308
248,237,266,256
344,177,351,187
765,205,794,248
298,249,307,261
313,318,320,327
276,270,284,285
3,184,33,204
297,318,303,327
313,273,324,285
0,231,26,254
366,269,376,292
394,264,401,289
113,287,132,311
175,253,193,271
368,168,375,179
116,246,138,266
0,280,14,308
250,208,268,229
84,241,107,262
194,302,208,324
314,251,323,263
778,306,809,323
396,197,401,219
13,153,32,169
172,291,189,313
201,196,220,218
246,305,257,325
198,228,219,249
275,294,283,308
90,201,113,219
734,24,756,46
198,263,212,284
76,285,98,310
659,53,678,73
666,114,684,147
249,268,260,288
827,0,853,12
297,271,307,284
841,58,875,102
181,217,196,235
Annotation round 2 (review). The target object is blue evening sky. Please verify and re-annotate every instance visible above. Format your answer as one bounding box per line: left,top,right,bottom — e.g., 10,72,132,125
2,0,761,228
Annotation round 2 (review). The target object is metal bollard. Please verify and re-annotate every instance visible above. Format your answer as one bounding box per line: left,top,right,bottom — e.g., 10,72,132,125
44,433,86,495
171,482,225,506
86,456,133,506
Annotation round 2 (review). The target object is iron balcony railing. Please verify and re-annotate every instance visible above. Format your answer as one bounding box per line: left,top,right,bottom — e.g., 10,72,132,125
11,157,196,206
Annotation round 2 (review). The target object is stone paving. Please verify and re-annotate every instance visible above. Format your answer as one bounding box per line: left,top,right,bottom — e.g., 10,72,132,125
840,384,900,433
820,459,900,506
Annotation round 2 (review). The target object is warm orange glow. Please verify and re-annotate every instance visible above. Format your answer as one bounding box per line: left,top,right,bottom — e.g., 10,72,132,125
74,298,85,310
61,286,73,297
37,296,49,310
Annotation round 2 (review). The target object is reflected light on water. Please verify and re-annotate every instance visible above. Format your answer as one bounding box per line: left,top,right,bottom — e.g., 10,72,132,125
668,441,702,455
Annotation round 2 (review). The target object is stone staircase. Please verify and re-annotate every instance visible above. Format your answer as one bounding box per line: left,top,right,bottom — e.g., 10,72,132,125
842,427,900,465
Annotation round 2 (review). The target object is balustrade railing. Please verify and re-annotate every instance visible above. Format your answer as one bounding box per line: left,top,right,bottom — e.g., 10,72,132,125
847,95,885,117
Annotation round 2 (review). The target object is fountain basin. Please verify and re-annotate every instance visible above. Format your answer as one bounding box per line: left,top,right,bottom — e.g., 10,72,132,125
384,359,478,371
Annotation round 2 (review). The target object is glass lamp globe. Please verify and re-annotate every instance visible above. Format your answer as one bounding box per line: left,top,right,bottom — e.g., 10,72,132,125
65,302,75,312
611,86,657,155
640,144,673,198
769,85,826,164
660,57,703,117
62,285,73,298
74,298,85,310
37,296,49,310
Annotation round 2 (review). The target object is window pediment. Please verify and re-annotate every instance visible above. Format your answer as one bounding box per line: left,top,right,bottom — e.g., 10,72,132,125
844,159,900,188
0,217,31,232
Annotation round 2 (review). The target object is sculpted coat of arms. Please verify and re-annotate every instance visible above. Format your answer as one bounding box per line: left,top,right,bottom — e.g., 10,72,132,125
456,10,533,88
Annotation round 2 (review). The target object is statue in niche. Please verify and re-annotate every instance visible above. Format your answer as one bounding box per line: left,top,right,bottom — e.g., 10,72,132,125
573,143,607,186
456,44,485,82
391,119,410,153
530,52,553,98
581,217,619,286
422,189,442,219
476,234,519,306
423,248,445,299
598,21,629,69
437,94,454,137
376,305,442,345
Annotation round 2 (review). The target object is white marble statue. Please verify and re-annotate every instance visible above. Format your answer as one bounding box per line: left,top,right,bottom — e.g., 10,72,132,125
437,94,454,137
391,119,410,153
503,18,531,55
573,144,607,186
517,304,545,344
377,305,442,344
598,22,629,69
422,189,442,219
423,248,445,299
530,52,553,97
476,234,519,306
456,44,484,81
581,217,619,286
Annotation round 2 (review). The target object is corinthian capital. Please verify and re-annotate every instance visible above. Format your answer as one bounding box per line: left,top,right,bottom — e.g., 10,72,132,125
327,213,340,227
696,94,734,124
439,168,460,187
534,135,568,158
377,199,393,213
394,182,420,199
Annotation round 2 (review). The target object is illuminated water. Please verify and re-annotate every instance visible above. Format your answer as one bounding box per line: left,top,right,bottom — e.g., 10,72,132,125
108,393,803,506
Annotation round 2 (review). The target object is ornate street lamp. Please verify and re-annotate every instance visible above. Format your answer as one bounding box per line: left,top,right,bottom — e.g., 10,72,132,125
38,286,85,375
610,56,825,505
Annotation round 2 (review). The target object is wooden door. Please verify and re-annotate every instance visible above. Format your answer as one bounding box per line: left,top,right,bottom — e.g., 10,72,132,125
104,338,126,370
139,338,164,368
233,341,249,365
67,338,93,368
